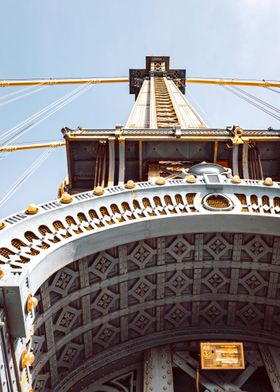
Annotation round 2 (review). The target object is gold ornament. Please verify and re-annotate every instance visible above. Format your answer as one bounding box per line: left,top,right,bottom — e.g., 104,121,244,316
231,175,241,184
21,350,35,368
263,177,273,186
60,192,73,204
125,180,135,189
185,175,196,184
155,177,166,185
26,294,38,313
93,186,105,196
25,204,39,215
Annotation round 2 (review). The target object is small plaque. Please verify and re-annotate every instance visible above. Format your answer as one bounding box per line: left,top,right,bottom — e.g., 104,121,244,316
200,342,244,370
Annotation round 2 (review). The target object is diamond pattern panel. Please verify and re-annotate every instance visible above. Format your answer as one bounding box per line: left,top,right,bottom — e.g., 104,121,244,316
31,232,280,391
129,241,155,268
88,251,117,280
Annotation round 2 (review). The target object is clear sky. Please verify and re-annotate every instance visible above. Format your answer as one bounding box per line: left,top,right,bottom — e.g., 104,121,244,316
1,0,280,218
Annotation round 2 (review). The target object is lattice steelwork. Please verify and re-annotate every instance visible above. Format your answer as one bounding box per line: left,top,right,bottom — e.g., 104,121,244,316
126,56,206,129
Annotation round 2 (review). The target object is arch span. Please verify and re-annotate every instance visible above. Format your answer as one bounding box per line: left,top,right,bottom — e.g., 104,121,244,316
24,213,280,293
31,231,280,391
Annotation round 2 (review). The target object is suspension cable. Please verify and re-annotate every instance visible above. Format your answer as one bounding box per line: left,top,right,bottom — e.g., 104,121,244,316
4,84,92,146
185,88,210,126
231,86,280,114
221,85,280,122
0,86,81,143
0,83,88,143
0,85,47,107
265,86,280,94
0,83,92,146
0,84,42,100
0,148,54,208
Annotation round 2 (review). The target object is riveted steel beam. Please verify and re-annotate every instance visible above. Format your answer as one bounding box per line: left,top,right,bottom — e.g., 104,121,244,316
143,345,174,392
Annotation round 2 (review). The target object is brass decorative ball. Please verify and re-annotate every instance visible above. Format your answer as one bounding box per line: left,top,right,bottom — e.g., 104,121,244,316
263,177,273,186
0,221,5,230
125,180,135,189
185,175,196,184
25,204,39,215
60,192,73,203
231,175,241,184
93,186,105,196
155,177,166,185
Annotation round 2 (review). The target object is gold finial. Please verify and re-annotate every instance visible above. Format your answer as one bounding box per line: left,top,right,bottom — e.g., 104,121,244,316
185,175,196,184
0,221,5,230
25,204,39,215
155,177,166,185
231,175,241,184
93,186,105,196
60,192,73,204
26,294,38,313
21,350,35,368
263,177,273,186
125,180,135,189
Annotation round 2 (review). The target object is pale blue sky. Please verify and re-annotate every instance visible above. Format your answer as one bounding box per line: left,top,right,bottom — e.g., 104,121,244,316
1,0,280,217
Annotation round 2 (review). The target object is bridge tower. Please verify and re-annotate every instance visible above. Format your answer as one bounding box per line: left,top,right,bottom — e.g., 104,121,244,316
0,56,280,392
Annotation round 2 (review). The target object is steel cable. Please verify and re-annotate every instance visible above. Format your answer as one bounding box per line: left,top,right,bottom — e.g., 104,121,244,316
0,83,87,143
232,86,280,114
222,85,280,122
0,83,92,145
0,148,54,208
2,85,92,146
265,86,280,94
0,85,47,107
0,86,83,142
0,84,43,101
185,88,209,126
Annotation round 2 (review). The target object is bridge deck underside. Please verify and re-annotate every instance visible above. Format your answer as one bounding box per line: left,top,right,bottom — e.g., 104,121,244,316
31,231,280,392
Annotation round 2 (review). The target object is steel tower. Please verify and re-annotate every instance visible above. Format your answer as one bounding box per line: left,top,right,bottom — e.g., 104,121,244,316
0,56,280,392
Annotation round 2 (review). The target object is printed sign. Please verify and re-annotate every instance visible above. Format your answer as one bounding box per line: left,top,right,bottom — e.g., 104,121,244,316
200,342,245,370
